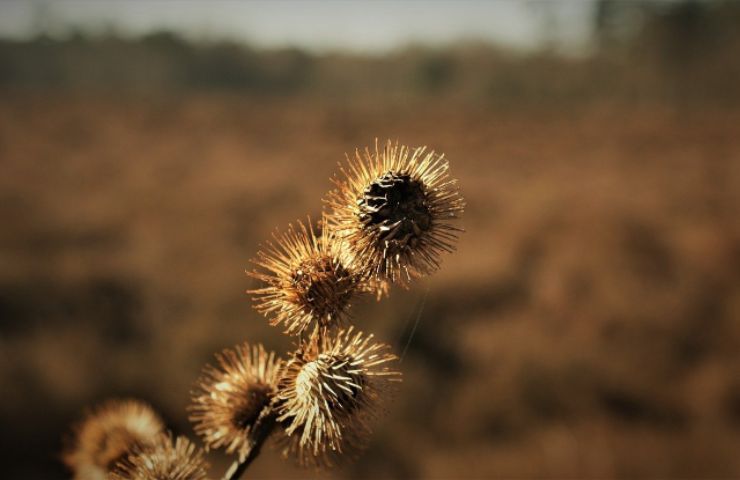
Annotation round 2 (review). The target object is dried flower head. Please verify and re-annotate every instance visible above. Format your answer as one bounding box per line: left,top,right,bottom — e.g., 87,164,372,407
248,220,364,335
63,399,164,480
275,327,401,466
109,433,208,480
324,140,464,284
360,276,391,301
189,342,282,456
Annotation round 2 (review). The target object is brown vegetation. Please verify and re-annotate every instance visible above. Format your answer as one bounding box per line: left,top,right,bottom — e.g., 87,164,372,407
1,90,738,478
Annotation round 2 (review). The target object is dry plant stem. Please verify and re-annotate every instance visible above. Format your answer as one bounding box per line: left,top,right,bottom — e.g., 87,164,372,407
223,412,276,480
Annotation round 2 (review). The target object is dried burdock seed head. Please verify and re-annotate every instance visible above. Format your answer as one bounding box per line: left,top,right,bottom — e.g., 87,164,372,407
109,433,208,480
248,219,364,335
360,276,391,301
189,343,282,456
275,327,401,466
324,140,465,285
63,399,164,480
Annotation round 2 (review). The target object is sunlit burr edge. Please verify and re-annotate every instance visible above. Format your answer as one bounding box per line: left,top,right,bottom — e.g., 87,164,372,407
109,433,208,480
247,218,366,336
189,342,283,457
275,327,402,467
63,399,165,480
324,139,465,286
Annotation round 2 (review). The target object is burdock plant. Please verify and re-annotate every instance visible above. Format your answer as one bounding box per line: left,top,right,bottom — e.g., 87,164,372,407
275,327,400,467
63,140,463,479
325,140,464,285
189,343,282,457
247,220,362,336
63,400,165,480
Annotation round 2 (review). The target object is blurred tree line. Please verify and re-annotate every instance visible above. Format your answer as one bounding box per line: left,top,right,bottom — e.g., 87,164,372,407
0,0,738,105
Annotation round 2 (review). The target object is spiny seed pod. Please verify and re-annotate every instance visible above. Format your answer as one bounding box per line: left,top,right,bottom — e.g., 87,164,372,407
324,140,465,285
109,433,208,480
63,399,164,480
359,276,391,301
275,327,401,466
189,342,282,456
248,219,364,335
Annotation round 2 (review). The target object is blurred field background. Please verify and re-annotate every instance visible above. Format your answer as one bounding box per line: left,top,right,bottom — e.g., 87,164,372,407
1,1,740,478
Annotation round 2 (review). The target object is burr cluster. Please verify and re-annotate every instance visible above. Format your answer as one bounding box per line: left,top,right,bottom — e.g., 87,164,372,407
63,140,464,479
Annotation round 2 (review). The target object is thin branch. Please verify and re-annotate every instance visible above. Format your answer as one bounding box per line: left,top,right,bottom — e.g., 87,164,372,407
223,411,277,480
